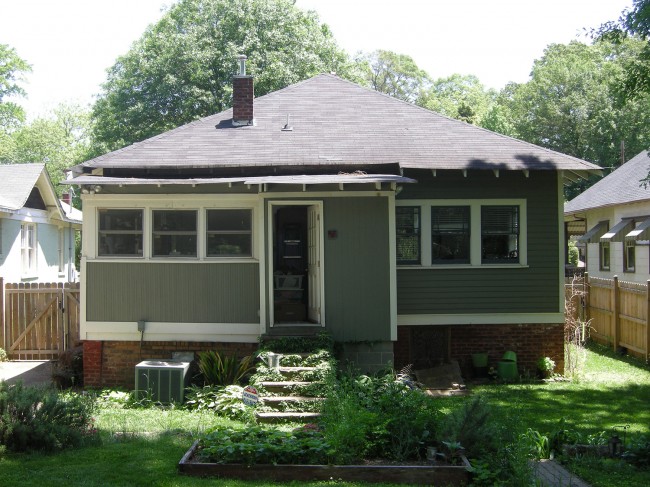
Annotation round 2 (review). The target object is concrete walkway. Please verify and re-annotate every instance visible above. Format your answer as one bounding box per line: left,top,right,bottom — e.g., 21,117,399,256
0,361,54,387
533,459,591,487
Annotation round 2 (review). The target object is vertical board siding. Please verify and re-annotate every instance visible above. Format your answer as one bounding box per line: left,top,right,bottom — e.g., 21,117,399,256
397,170,560,314
324,197,391,341
86,262,259,323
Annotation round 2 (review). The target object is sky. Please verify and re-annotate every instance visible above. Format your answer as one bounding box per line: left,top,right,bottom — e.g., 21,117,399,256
0,0,633,119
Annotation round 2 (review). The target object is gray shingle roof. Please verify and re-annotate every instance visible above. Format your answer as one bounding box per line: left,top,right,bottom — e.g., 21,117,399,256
0,163,46,211
565,150,650,214
79,74,600,173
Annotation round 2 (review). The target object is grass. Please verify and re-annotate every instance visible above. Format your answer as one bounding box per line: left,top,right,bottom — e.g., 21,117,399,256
0,342,648,486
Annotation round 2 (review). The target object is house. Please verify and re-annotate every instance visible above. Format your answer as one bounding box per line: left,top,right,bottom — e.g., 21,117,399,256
565,149,650,284
0,163,81,283
66,59,600,387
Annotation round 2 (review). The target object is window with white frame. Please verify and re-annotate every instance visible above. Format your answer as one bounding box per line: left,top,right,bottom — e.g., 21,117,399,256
624,240,635,272
206,209,253,257
396,206,421,265
431,206,470,264
481,205,519,264
600,241,610,271
58,228,64,272
21,222,37,274
98,209,143,257
152,210,197,257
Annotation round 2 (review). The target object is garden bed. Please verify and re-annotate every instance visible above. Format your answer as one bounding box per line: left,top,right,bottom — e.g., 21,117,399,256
178,440,472,485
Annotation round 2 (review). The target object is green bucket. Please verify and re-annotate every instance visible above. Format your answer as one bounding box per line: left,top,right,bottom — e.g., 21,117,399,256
502,350,517,362
497,361,518,381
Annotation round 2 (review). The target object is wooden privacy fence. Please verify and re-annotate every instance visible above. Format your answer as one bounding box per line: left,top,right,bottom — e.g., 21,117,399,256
0,277,81,360
579,273,650,361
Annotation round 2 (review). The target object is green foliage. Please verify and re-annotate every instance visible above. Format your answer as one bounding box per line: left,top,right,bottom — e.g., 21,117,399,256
197,350,254,386
439,395,499,458
356,49,430,103
320,372,441,463
536,356,556,373
623,434,650,467
0,382,98,452
0,348,7,362
259,333,334,353
91,0,355,152
199,426,332,465
568,240,580,266
184,385,254,421
0,43,31,134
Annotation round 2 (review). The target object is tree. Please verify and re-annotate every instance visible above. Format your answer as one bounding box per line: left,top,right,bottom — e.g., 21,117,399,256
356,50,429,103
2,104,92,194
0,44,31,134
91,0,354,153
595,0,650,98
418,74,495,125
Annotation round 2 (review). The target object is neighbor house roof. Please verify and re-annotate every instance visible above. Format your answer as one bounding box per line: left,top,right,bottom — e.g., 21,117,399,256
75,74,600,175
0,163,47,211
565,150,650,215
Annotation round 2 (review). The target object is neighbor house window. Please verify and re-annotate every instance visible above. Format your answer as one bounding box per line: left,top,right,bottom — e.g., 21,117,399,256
481,206,519,263
98,209,143,257
396,206,421,265
600,241,610,271
58,228,65,272
431,206,470,263
206,209,252,257
624,240,635,272
21,223,37,274
152,210,197,257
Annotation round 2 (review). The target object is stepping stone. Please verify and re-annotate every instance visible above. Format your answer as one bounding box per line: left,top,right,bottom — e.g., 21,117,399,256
255,411,321,423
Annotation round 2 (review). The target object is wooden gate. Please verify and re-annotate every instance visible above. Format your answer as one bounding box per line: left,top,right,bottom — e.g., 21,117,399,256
1,278,80,360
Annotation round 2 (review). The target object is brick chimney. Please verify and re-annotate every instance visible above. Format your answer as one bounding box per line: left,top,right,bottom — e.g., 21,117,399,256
232,55,254,126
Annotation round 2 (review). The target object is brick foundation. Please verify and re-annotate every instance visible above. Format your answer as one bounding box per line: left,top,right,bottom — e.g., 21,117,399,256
394,323,564,377
83,340,257,388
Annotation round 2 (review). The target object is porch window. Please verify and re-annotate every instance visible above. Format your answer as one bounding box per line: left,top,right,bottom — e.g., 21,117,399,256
206,209,252,257
431,206,470,263
481,206,519,263
98,209,143,257
600,241,610,271
152,210,197,257
21,223,37,274
396,206,421,265
624,240,635,272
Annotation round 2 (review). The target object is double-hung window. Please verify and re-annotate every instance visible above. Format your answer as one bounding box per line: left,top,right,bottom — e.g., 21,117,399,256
431,206,470,264
152,210,197,257
21,223,37,274
98,209,143,257
624,240,635,272
206,209,253,257
481,206,519,264
396,206,421,265
600,242,610,271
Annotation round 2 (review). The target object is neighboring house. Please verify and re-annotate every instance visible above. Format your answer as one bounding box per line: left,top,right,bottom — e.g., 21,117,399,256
565,150,650,284
67,60,600,387
0,163,81,283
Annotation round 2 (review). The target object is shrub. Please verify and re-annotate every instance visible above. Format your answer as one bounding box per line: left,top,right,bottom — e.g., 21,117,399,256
0,348,7,362
0,382,98,452
184,385,254,422
259,332,334,353
197,350,255,386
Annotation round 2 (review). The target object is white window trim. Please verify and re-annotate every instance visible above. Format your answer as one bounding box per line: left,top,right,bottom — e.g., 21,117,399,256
205,208,254,259
21,222,38,278
96,208,146,259
396,198,527,268
150,208,200,259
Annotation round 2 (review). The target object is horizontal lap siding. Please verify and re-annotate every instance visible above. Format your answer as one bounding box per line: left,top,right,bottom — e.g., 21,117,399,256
397,170,560,315
86,262,259,323
324,197,391,341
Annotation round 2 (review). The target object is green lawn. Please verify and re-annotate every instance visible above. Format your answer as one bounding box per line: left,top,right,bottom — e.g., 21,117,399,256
0,342,648,486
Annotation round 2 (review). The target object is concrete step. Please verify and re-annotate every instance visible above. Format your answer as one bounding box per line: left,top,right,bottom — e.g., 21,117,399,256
255,411,321,423
259,381,311,393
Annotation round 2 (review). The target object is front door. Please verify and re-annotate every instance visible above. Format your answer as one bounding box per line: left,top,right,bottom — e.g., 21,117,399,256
269,202,323,326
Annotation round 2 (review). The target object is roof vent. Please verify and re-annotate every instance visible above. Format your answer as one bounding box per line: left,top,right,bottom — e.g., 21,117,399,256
233,55,254,126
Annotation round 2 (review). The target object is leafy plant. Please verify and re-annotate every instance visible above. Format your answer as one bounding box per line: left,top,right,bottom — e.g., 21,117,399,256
0,348,7,362
184,385,254,422
197,350,255,386
0,382,98,452
438,395,498,458
259,332,334,353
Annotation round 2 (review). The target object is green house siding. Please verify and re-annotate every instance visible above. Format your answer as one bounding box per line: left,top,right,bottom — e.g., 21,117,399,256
324,197,391,341
86,262,259,323
397,170,560,315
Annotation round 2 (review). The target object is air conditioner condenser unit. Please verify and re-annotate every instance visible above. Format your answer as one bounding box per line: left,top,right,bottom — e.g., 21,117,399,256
135,360,191,404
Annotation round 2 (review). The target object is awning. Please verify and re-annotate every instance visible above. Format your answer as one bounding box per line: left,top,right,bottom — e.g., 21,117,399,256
626,218,650,242
63,174,417,187
577,221,608,243
600,219,634,242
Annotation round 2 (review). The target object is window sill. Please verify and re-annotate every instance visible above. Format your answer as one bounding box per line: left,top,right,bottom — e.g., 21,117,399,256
21,274,38,281
397,264,529,270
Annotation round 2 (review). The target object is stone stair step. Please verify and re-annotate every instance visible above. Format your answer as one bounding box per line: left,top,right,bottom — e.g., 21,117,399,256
262,396,324,403
259,381,311,393
255,411,321,423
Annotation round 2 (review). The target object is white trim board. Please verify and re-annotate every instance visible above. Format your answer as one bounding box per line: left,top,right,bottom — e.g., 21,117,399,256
397,313,564,326
81,321,260,343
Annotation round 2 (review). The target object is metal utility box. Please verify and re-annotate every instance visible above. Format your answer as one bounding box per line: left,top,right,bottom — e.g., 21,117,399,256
135,360,191,404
